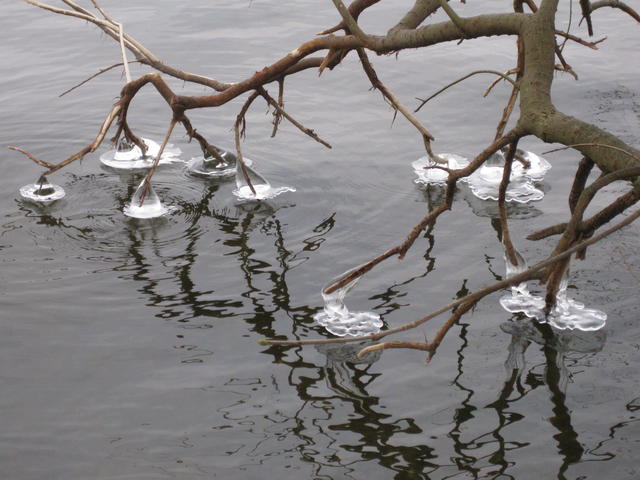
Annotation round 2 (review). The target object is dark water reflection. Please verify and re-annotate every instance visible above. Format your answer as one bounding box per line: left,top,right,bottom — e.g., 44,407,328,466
1,1,639,479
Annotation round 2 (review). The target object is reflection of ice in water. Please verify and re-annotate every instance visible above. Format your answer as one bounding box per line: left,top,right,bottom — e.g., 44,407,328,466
187,148,253,178
499,246,607,331
19,176,66,204
233,162,295,201
316,342,382,396
462,150,551,203
412,153,469,186
501,319,605,392
123,179,171,219
314,269,382,337
100,137,182,170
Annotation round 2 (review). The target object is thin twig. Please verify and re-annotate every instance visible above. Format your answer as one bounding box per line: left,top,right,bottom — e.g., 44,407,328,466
59,60,142,97
356,48,435,142
415,70,517,112
499,140,520,266
258,87,332,148
554,29,603,48
117,22,132,83
234,91,262,195
270,79,285,137
139,117,177,205
10,103,122,174
543,143,640,161
7,146,57,169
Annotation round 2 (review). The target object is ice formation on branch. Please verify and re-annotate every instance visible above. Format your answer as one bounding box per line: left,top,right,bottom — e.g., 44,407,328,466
462,150,551,203
100,137,182,170
187,149,252,178
19,176,66,204
314,268,383,337
412,150,551,204
233,162,295,201
123,179,171,219
412,153,469,186
499,245,607,331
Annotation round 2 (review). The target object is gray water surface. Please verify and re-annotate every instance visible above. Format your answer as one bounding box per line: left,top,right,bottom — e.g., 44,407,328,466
1,2,639,479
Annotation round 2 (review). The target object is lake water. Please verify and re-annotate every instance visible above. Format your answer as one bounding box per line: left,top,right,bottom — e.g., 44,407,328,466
1,2,639,479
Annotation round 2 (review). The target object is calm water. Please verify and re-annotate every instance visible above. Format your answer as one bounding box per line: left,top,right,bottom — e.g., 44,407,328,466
1,2,639,479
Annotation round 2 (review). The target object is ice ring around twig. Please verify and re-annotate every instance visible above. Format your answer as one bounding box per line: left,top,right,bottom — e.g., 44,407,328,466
499,246,606,331
187,152,253,178
19,177,66,204
123,179,172,219
100,137,182,170
313,267,382,337
462,150,549,203
412,153,469,186
233,163,295,201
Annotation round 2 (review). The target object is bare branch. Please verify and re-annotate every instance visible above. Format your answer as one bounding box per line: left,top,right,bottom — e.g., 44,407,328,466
139,117,177,205
542,143,640,162
323,131,519,295
591,0,640,22
499,140,521,266
59,60,142,97
356,48,435,142
234,91,262,196
258,87,332,149
7,146,57,170
330,0,370,45
318,0,381,35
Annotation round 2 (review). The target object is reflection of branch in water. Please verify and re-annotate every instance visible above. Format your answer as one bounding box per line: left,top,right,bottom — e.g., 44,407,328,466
369,222,438,318
499,319,608,476
585,396,640,462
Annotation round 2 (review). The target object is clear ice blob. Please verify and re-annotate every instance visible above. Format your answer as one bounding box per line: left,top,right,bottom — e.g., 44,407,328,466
512,149,551,182
313,268,383,337
19,175,66,204
499,247,607,331
499,246,546,319
233,162,295,201
187,149,253,178
100,137,182,170
412,153,469,186
123,179,170,219
462,151,544,203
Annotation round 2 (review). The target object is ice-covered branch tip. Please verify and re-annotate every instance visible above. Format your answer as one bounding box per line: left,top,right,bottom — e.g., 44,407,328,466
262,208,640,350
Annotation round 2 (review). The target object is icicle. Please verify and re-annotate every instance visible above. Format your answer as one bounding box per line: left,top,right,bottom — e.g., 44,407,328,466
412,153,469,186
232,162,295,201
100,137,181,170
499,245,546,318
19,175,66,204
123,179,170,219
187,148,253,178
313,268,382,337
